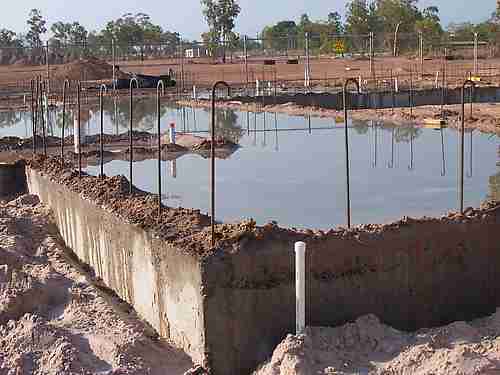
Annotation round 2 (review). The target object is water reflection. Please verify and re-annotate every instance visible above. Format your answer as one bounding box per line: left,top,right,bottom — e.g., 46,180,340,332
1,102,498,229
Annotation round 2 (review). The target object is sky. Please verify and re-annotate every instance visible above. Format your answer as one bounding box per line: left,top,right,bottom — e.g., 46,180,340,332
0,0,495,40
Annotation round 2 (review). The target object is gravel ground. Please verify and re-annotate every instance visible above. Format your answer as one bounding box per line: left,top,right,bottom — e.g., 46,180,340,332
0,194,195,375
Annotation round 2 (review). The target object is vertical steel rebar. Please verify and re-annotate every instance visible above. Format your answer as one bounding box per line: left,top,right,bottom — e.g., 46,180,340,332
460,79,475,214
369,32,374,77
440,127,446,177
99,84,107,178
61,80,70,162
39,81,47,156
112,38,116,92
473,33,478,76
30,79,35,154
388,127,395,168
390,70,395,114
343,78,360,229
244,35,249,94
33,77,39,153
157,80,165,216
305,32,310,89
129,78,139,194
440,56,446,119
409,67,413,117
77,82,82,177
46,41,50,96
419,32,424,79
408,130,414,171
467,130,473,178
210,81,230,247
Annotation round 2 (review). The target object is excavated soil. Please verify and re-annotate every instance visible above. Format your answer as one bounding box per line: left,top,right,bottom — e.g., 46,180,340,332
254,313,500,375
24,154,500,260
51,57,129,82
0,194,195,374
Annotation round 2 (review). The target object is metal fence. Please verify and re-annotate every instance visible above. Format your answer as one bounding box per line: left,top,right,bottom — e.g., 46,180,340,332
2,31,500,99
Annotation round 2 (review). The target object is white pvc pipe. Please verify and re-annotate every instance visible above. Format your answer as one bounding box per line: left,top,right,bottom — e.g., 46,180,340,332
256,80,260,96
394,77,399,93
73,117,80,153
169,123,176,144
193,85,197,100
295,241,306,335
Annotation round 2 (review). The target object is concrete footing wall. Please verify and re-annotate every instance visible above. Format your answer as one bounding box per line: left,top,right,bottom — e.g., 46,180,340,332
25,167,207,366
24,165,500,375
202,215,500,374
238,86,500,111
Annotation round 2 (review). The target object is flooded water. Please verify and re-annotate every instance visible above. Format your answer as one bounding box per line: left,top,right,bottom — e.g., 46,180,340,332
1,99,498,229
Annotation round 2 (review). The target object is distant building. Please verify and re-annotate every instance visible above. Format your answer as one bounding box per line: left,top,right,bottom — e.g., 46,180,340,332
185,47,211,58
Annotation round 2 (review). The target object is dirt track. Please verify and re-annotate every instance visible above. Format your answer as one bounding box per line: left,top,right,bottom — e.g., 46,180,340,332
0,55,499,92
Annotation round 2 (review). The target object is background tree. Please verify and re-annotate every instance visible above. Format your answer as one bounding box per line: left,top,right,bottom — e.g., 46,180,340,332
26,9,47,48
415,6,443,46
345,0,371,35
51,22,88,45
201,0,241,62
327,12,344,34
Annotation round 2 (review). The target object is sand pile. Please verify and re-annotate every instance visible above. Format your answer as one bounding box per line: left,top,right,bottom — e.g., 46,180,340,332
53,57,129,81
0,194,194,374
254,314,500,375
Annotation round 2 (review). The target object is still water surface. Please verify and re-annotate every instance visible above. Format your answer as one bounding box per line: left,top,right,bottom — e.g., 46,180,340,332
1,99,498,229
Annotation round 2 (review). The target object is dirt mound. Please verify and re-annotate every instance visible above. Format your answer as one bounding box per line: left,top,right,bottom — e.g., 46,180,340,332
254,313,500,375
0,194,194,374
53,57,129,81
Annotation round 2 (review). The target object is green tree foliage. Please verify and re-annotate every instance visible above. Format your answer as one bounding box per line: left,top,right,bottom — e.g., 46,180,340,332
415,6,443,44
90,13,180,58
201,0,241,62
345,0,371,34
26,9,47,48
0,29,23,48
51,22,88,45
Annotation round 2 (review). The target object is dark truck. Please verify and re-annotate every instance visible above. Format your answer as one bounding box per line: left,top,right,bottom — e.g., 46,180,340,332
114,71,176,89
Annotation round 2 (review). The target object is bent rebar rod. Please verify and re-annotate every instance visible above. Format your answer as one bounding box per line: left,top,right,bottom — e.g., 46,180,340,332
129,77,139,194
61,79,70,162
210,81,231,247
99,84,108,178
459,79,476,214
157,80,165,216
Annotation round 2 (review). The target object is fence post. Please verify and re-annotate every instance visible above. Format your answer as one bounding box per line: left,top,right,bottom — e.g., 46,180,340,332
304,32,310,89
369,32,374,77
295,242,306,335
473,32,478,75
180,40,185,93
112,38,116,92
244,35,249,94
419,32,424,79
46,41,50,96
